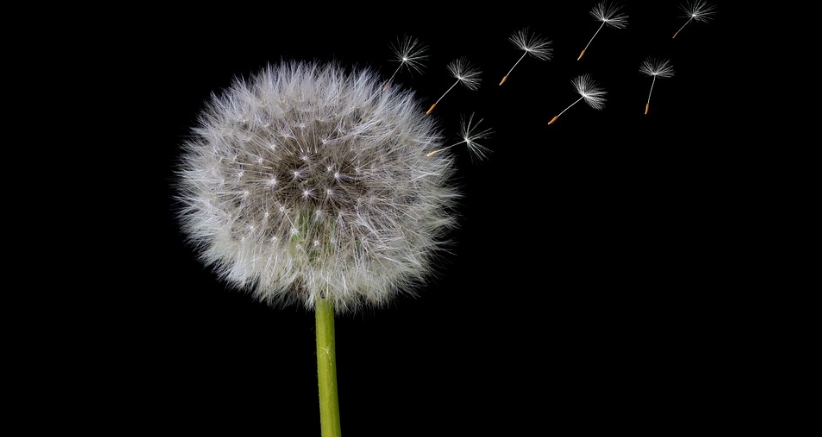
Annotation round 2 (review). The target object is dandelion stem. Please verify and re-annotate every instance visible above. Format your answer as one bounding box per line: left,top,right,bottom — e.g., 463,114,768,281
427,140,463,157
440,81,461,101
579,22,605,60
560,97,583,117
673,17,692,38
548,97,584,125
427,80,460,114
383,66,402,90
646,76,657,114
316,296,341,437
500,52,528,85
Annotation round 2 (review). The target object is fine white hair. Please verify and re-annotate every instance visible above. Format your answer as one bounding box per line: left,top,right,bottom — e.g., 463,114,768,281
176,61,460,313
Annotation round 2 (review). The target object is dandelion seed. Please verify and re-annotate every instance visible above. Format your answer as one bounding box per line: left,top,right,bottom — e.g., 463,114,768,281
673,0,716,38
499,27,553,86
547,74,607,125
577,1,628,61
383,35,429,90
427,113,493,161
639,57,675,114
426,57,482,114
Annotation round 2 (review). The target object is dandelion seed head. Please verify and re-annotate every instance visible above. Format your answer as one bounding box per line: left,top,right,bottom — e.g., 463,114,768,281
447,57,482,91
640,57,675,78
573,74,607,110
389,35,429,76
458,113,493,162
425,113,493,161
590,1,628,29
176,61,460,313
681,0,716,22
509,28,553,61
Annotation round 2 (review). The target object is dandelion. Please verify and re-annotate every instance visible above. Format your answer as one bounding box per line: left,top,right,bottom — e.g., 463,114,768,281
547,74,607,125
426,57,482,114
383,34,429,90
673,0,716,38
427,113,493,161
577,1,628,61
639,57,675,114
176,61,460,437
499,27,553,86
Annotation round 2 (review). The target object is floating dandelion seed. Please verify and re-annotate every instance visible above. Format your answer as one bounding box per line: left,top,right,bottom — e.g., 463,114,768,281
673,0,716,38
383,35,429,90
499,27,553,86
426,57,482,114
427,113,493,161
577,1,628,61
639,57,675,114
547,74,607,125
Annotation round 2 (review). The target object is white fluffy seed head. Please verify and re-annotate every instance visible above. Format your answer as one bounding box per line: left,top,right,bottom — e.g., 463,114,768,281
590,1,628,29
640,57,675,78
176,61,460,313
447,57,482,91
572,74,607,110
509,28,553,61
457,113,493,162
680,0,716,22
389,34,429,75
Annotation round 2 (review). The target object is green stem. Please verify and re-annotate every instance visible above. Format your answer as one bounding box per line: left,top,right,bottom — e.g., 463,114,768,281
315,296,341,437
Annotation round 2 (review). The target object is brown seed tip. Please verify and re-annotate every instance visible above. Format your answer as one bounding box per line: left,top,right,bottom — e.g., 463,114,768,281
547,115,559,125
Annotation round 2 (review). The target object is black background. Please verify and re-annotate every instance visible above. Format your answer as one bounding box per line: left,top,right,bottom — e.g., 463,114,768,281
38,2,747,435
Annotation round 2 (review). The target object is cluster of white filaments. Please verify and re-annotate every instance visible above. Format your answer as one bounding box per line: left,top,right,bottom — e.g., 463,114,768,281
177,62,459,312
